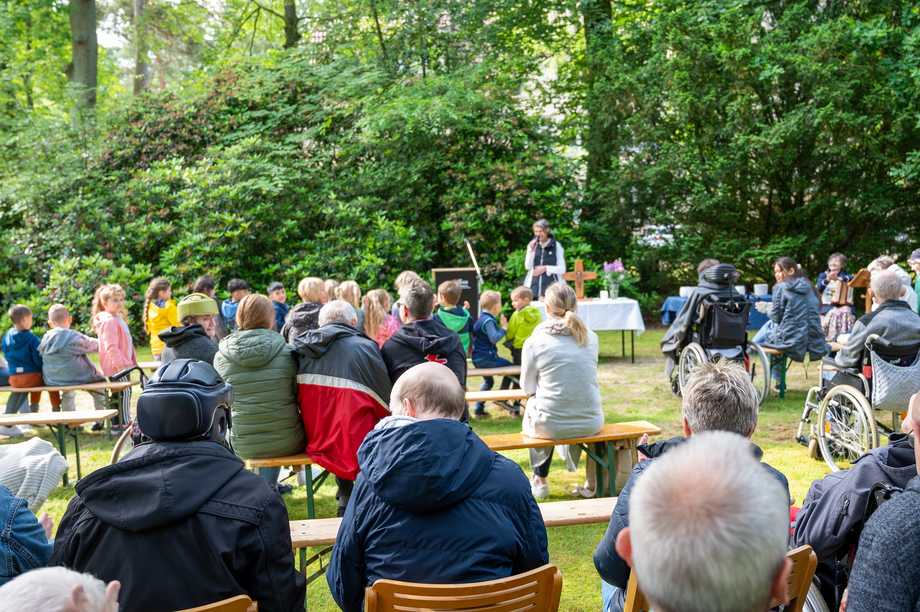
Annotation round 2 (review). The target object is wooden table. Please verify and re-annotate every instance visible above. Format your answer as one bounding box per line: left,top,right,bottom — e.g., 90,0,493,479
246,454,324,519
0,381,133,394
290,496,619,607
0,409,118,485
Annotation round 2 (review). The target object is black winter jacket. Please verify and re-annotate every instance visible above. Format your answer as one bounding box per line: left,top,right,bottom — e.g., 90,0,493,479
593,436,789,598
381,318,468,413
327,418,548,612
158,324,218,365
660,265,741,357
50,441,305,612
281,302,323,344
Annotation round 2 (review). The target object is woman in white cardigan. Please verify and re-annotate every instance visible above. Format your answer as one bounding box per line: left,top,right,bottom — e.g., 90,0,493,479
521,283,603,500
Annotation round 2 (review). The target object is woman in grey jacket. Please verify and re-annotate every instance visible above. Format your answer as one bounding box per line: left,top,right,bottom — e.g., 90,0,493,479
521,283,603,500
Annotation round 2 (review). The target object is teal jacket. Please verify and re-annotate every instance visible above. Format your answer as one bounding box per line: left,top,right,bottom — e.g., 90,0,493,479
214,328,306,459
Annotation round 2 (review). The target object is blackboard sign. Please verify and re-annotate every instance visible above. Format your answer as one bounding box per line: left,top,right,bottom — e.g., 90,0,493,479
431,268,481,319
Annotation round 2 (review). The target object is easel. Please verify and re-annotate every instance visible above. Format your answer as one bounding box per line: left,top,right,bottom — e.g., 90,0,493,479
841,268,872,313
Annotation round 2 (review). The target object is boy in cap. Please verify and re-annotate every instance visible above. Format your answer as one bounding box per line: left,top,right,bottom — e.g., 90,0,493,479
159,293,220,365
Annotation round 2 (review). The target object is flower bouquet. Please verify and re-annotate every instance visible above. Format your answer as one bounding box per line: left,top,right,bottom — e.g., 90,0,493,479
603,260,627,299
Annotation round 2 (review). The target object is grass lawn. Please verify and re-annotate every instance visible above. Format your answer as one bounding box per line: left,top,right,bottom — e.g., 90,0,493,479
0,329,831,611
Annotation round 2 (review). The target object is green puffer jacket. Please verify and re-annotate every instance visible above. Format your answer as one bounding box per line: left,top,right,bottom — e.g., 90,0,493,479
214,328,306,459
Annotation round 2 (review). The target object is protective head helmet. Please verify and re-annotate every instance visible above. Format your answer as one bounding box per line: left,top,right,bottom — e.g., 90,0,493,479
137,359,232,445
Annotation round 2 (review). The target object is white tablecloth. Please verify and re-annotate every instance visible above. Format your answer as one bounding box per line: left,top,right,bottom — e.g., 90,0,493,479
533,298,645,334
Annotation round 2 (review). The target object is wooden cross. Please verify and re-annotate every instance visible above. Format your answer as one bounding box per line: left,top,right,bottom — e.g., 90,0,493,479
563,259,597,300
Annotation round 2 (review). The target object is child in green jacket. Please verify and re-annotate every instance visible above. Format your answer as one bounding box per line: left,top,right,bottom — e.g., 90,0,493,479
435,280,473,355
504,286,542,365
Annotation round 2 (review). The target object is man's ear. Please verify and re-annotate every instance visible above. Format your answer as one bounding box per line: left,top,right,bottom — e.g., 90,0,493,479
682,417,692,438
614,527,634,567
403,397,417,418
399,303,410,323
768,557,792,608
104,580,121,612
68,584,88,611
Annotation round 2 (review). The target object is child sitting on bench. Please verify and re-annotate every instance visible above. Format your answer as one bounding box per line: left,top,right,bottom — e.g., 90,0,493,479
435,280,473,355
2,305,59,413
38,304,107,411
471,290,514,418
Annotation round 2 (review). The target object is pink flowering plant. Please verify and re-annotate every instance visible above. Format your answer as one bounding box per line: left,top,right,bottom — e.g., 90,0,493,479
603,259,628,298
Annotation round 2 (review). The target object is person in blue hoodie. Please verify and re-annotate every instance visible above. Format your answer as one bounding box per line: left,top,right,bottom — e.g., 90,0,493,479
267,281,290,332
326,362,548,612
471,290,514,418
0,484,53,586
2,305,46,416
220,278,250,333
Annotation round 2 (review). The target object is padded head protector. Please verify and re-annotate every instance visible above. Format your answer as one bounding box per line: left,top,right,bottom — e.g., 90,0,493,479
137,359,233,444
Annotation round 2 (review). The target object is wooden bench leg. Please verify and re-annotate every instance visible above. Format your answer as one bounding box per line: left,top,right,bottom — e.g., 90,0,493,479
49,424,69,487
771,355,787,399
304,465,315,520
606,441,617,495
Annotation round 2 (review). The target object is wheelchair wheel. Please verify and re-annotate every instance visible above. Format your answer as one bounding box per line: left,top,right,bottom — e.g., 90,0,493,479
802,580,831,612
110,423,135,464
678,342,707,394
816,385,877,472
746,343,770,405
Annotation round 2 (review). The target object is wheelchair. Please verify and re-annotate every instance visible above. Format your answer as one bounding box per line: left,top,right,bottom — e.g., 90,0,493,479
797,334,920,472
673,294,771,405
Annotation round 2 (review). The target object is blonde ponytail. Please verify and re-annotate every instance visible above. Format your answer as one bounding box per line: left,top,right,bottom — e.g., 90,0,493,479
545,283,589,346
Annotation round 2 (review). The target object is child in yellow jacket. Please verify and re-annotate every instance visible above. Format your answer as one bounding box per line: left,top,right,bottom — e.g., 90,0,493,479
144,277,179,358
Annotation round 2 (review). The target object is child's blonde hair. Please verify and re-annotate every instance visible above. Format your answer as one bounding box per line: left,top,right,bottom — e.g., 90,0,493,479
479,290,502,312
394,270,422,292
48,304,70,325
92,284,127,319
336,281,362,309
297,277,326,303
510,286,533,302
438,280,462,307
324,279,339,303
544,283,588,346
363,289,391,339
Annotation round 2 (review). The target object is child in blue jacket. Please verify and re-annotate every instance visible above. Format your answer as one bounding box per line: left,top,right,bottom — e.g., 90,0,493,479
471,291,514,418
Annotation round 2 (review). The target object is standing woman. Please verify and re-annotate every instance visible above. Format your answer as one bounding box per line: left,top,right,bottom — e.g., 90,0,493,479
524,219,567,300
521,283,603,500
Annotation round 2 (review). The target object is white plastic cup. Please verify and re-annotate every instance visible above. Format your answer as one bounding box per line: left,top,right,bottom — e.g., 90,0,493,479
754,283,769,296
599,290,609,300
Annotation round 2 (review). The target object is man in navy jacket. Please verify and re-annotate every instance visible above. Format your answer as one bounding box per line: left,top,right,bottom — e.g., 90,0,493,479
326,362,548,611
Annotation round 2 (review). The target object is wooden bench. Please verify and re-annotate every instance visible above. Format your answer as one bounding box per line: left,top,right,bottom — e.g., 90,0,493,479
0,380,134,394
467,365,521,378
138,360,160,371
0,409,119,485
480,421,660,498
252,421,658,520
465,389,529,404
291,497,619,601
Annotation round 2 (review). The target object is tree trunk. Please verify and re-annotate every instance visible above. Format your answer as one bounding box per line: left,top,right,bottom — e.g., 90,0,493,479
69,0,97,109
133,0,149,94
580,0,618,248
283,0,300,48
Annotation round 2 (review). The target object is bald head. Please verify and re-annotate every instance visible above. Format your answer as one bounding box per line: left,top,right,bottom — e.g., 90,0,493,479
390,362,466,420
871,269,905,303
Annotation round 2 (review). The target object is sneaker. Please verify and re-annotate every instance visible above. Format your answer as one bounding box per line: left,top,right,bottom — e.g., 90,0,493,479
17,424,33,434
570,484,596,499
530,476,549,500
474,410,491,420
0,425,23,437
276,483,294,495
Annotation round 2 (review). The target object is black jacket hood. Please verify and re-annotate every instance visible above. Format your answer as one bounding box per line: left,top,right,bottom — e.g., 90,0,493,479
293,322,362,359
158,324,211,348
388,318,462,357
76,442,244,532
358,419,494,514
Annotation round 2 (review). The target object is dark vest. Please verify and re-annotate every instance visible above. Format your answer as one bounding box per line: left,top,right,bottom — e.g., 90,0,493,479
530,238,559,298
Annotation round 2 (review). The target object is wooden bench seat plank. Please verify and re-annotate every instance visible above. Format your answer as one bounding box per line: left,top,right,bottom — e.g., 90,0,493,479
246,454,312,469
289,497,618,549
138,361,160,371
468,366,521,378
465,389,529,403
0,381,134,394
480,421,660,451
0,409,118,427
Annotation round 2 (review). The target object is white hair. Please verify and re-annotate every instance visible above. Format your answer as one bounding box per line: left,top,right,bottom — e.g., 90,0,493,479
682,360,759,437
318,300,357,327
388,362,466,420
0,567,114,611
871,268,906,302
629,431,788,612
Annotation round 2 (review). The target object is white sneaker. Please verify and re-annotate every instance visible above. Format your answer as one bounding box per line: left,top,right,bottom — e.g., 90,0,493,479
17,424,33,434
530,476,549,500
0,425,23,437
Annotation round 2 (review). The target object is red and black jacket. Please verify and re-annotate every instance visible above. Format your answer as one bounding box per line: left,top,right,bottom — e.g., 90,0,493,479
292,323,392,480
